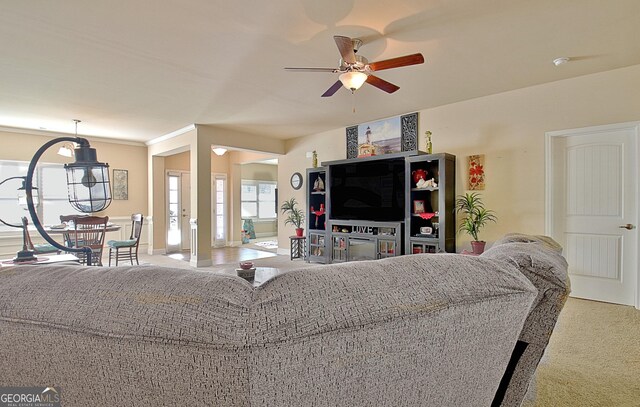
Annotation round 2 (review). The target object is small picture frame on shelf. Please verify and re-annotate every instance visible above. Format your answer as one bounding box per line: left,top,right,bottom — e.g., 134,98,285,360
413,200,425,214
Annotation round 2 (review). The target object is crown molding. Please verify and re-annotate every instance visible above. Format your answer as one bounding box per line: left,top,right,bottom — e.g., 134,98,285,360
0,125,145,147
146,124,196,146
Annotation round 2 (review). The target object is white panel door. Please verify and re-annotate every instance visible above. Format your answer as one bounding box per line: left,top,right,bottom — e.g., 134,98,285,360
549,124,638,306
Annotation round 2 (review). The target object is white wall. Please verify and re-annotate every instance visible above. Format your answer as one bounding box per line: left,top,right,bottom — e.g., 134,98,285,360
277,64,640,251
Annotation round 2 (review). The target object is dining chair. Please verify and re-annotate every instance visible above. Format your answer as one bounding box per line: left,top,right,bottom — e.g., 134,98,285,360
70,216,109,266
59,214,88,247
107,214,143,266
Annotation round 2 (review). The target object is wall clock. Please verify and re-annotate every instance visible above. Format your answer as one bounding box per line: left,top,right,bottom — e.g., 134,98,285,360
290,172,303,190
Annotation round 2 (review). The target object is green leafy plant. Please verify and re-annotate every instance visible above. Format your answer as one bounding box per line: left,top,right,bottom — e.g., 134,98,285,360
280,197,305,229
454,192,497,242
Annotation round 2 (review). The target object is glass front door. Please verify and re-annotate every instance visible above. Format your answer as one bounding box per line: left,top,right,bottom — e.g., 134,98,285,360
213,174,227,247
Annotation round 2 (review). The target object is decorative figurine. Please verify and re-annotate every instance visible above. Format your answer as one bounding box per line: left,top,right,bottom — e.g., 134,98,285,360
312,150,318,168
416,178,438,189
313,176,324,191
425,131,433,154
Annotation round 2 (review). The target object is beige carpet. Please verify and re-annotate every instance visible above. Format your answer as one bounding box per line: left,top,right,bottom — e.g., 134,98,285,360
524,298,640,407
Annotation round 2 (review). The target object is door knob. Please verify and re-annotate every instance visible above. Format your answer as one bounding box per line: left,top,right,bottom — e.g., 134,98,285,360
619,224,636,230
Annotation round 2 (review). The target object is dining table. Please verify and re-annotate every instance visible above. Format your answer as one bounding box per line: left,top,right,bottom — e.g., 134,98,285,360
43,223,122,266
45,223,122,234
44,223,122,245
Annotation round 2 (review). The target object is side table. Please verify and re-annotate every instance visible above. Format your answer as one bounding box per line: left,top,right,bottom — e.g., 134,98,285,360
289,235,306,260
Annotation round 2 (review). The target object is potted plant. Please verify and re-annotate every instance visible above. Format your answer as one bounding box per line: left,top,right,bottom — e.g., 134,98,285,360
280,197,305,237
454,192,497,254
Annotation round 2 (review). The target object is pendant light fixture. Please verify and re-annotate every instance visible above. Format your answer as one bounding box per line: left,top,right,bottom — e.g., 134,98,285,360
63,120,112,212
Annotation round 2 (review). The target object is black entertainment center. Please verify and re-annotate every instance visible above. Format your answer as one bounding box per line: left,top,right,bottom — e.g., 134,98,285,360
306,151,456,263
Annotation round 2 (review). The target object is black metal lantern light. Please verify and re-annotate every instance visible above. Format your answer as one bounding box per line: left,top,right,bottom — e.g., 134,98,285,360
0,177,38,263
65,142,112,212
1,119,111,265
21,122,112,265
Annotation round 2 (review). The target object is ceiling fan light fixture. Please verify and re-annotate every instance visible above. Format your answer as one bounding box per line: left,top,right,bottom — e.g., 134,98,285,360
339,71,368,91
212,147,227,156
553,57,570,66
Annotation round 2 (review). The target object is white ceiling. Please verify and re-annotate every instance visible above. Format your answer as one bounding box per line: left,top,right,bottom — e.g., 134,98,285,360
1,0,639,143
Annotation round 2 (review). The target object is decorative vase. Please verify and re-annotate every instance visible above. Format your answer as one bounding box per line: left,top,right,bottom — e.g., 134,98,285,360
295,227,304,237
412,169,428,185
471,241,486,255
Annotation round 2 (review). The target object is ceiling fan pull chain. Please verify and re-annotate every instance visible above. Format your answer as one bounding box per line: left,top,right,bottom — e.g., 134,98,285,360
352,90,356,113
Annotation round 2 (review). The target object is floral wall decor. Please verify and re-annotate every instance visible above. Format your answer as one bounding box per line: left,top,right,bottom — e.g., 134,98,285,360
468,154,485,190
112,169,129,200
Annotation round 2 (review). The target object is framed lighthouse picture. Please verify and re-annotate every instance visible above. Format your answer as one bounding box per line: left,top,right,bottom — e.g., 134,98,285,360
345,112,418,159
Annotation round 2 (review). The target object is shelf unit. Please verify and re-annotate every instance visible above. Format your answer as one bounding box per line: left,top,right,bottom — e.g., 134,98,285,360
405,153,456,254
304,151,456,263
306,167,328,263
327,220,402,263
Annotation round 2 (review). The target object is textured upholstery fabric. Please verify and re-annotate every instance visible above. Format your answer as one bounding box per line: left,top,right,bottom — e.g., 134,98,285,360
1,253,538,406
492,233,564,253
482,237,570,407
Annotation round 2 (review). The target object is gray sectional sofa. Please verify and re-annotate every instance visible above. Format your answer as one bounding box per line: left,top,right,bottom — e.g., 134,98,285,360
0,234,569,406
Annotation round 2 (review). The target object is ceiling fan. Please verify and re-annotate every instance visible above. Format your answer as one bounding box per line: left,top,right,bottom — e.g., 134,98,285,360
285,35,424,97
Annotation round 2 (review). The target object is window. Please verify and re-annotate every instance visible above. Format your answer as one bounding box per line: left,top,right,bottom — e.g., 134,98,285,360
167,174,180,246
241,180,276,220
0,160,81,232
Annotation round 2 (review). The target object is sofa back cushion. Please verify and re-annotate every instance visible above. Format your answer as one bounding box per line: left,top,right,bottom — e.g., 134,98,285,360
0,254,537,406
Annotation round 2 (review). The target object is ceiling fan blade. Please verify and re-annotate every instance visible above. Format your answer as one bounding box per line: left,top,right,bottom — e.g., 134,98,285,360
284,67,338,73
366,75,400,93
321,80,343,97
368,53,425,71
334,35,357,64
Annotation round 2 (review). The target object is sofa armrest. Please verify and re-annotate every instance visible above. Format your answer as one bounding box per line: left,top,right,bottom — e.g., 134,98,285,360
482,236,570,406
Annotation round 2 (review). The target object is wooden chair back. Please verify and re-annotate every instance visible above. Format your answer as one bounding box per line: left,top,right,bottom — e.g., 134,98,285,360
60,214,87,246
129,213,143,244
71,216,109,266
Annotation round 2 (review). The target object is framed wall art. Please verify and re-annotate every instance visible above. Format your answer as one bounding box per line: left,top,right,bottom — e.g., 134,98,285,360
468,154,485,190
346,112,418,159
112,169,129,200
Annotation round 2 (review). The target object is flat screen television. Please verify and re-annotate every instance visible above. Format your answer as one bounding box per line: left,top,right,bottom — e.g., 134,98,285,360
329,158,405,222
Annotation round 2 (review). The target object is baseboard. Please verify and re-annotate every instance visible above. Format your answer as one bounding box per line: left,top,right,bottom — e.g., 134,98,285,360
190,258,213,267
254,232,277,238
